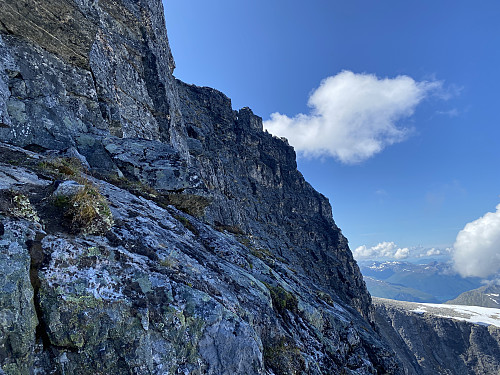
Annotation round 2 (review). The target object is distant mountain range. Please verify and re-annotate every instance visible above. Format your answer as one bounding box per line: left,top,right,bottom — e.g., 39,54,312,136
446,284,500,308
359,260,483,303
364,276,439,303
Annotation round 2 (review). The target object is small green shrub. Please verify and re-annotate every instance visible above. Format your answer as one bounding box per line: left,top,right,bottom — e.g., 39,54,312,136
173,214,199,236
316,290,334,306
250,247,273,261
263,282,298,314
214,223,245,235
8,192,39,222
160,193,211,218
105,175,210,218
105,175,159,199
160,257,178,268
38,156,114,235
236,235,251,247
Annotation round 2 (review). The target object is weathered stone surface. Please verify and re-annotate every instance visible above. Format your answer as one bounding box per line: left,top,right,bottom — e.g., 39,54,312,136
374,298,500,375
0,0,187,152
0,0,98,68
0,219,39,375
0,155,400,374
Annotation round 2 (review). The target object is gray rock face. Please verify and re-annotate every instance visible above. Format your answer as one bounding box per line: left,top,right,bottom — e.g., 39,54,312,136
0,0,403,373
0,0,186,152
0,149,400,374
0,219,39,375
374,298,500,375
176,82,371,320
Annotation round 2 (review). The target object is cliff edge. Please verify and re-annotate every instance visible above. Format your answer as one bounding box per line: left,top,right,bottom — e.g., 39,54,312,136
0,0,400,374
374,298,500,375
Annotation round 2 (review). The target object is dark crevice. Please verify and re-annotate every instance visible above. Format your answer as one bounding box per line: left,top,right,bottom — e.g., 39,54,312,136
140,27,170,142
89,67,108,127
27,232,79,355
26,232,51,350
89,67,98,92
89,67,122,134
23,144,48,154
88,68,102,118
0,19,14,35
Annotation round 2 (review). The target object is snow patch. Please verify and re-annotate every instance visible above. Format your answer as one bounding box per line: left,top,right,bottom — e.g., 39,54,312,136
413,303,500,327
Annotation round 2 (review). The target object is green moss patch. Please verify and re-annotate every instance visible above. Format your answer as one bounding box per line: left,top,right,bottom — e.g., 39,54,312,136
263,282,298,315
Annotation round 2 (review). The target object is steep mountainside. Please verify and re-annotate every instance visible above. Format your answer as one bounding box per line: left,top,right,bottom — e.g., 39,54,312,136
374,298,500,375
447,284,500,308
0,0,400,374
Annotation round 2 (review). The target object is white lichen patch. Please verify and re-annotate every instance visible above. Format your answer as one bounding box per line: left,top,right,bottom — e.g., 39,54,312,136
42,236,125,301
11,193,40,222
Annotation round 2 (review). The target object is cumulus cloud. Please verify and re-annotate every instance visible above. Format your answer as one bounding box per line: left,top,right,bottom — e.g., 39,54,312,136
394,247,410,259
353,241,410,260
425,248,442,257
263,70,441,164
453,204,500,278
353,242,450,261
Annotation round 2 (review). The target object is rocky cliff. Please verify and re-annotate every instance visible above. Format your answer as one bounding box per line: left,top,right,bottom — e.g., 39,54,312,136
374,298,500,375
0,0,402,374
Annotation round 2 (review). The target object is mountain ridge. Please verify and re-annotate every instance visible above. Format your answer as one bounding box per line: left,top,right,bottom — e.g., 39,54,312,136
0,0,399,373
446,284,500,308
0,0,498,374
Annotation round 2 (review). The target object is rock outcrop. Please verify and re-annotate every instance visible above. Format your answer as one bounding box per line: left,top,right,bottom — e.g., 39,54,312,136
374,298,500,375
0,0,184,152
0,142,400,374
0,0,402,374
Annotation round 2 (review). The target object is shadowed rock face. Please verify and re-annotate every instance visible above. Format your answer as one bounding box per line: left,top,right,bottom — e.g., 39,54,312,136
0,0,403,374
374,298,500,375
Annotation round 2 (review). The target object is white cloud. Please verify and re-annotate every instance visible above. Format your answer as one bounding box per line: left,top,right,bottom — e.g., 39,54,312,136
453,204,500,278
394,248,410,259
264,70,441,164
425,248,442,257
353,241,410,260
353,242,450,261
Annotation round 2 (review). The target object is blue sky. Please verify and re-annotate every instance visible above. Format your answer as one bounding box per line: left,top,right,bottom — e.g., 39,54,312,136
163,1,500,269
